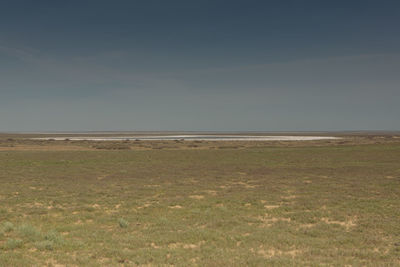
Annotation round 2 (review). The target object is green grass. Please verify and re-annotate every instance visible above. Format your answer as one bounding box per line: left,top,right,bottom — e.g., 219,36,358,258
118,218,129,228
0,140,400,265
2,222,14,233
4,238,23,250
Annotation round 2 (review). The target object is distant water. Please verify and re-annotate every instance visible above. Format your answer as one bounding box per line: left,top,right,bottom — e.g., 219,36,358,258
33,135,340,141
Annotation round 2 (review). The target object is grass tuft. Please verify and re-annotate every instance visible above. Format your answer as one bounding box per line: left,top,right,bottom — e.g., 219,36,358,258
4,239,23,250
118,218,129,228
44,230,64,244
17,224,41,241
2,222,14,233
34,240,54,251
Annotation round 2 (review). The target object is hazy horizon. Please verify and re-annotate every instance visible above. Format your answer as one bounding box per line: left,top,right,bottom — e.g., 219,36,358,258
1,1,399,132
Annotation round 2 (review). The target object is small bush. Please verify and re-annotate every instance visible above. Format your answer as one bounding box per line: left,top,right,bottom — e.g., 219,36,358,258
35,240,54,251
118,218,129,228
45,230,64,244
2,222,14,232
17,224,41,241
4,239,23,250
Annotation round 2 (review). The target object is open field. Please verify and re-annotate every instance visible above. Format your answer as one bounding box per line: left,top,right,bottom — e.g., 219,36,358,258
0,134,400,266
31,135,340,141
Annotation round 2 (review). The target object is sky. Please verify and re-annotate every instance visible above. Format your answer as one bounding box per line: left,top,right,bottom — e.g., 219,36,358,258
1,0,399,132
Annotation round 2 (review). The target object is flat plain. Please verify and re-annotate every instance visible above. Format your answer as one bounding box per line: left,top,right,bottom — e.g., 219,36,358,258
0,133,399,266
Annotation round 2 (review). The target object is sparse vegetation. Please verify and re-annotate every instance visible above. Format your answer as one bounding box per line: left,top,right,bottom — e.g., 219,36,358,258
45,230,64,245
92,143,131,150
17,224,41,241
4,239,23,250
34,240,54,251
2,222,14,233
0,134,399,265
0,222,64,254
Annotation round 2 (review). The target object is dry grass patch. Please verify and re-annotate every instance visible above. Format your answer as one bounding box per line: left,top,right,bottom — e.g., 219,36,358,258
168,205,183,209
189,195,204,200
264,205,281,210
321,217,357,230
254,247,303,259
257,215,292,227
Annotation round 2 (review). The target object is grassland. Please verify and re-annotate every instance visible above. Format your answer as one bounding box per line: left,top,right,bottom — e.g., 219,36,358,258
0,134,400,266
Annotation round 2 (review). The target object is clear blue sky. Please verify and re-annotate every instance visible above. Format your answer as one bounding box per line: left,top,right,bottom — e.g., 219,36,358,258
1,0,399,131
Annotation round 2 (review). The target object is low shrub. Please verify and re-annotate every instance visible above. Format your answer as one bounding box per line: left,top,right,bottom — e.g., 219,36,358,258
45,230,64,244
2,222,14,232
4,239,23,250
35,240,54,251
17,224,41,241
118,218,129,228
